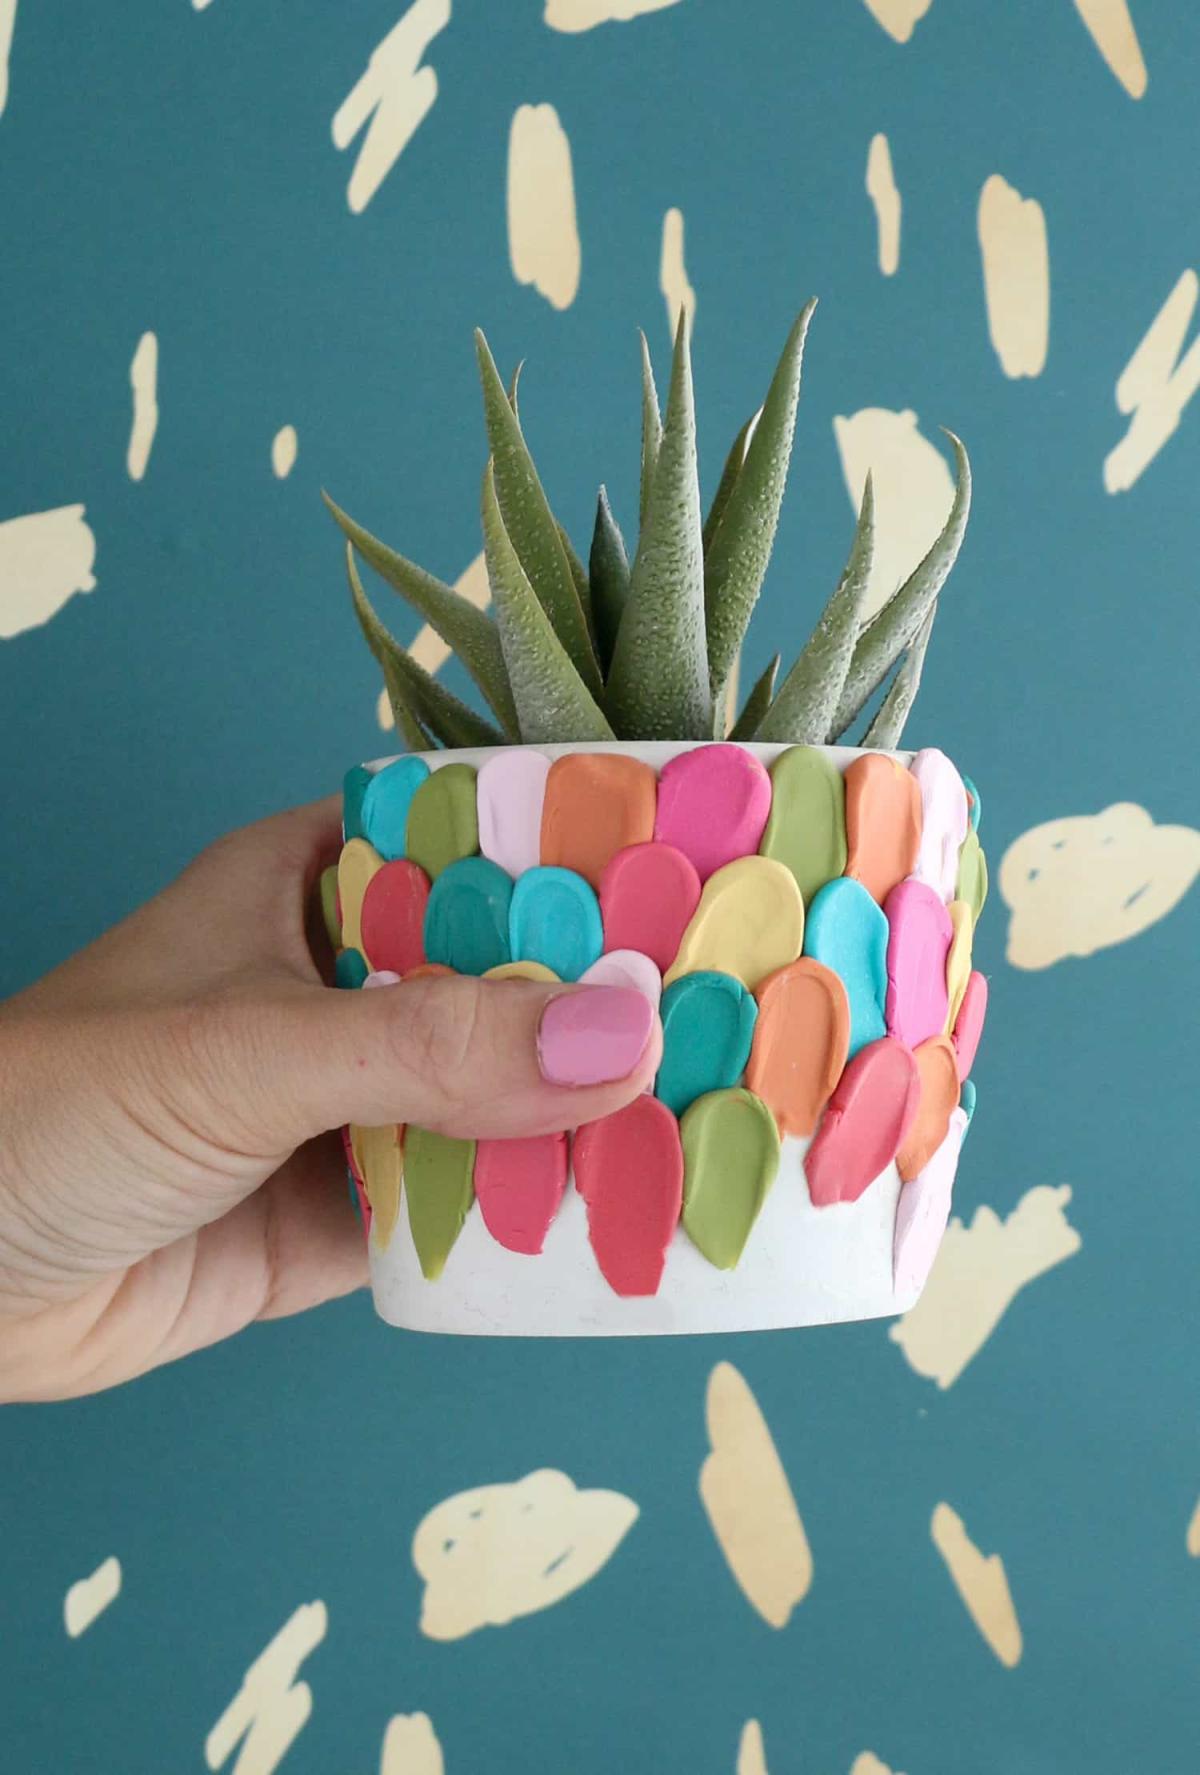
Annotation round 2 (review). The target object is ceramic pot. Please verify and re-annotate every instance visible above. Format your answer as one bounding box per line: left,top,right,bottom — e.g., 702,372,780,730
329,739,987,1336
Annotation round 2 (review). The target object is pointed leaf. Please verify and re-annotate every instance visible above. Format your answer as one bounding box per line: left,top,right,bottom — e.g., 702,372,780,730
481,461,615,744
607,311,712,740
830,431,971,738
702,409,760,556
705,300,817,700
324,492,518,736
589,486,631,671
861,603,936,750
507,358,524,417
345,545,431,750
757,475,875,744
728,653,780,741
474,329,602,696
639,330,662,528
557,521,598,650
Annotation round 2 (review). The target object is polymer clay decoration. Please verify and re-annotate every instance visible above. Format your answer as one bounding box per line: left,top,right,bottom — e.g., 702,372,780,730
338,742,989,1303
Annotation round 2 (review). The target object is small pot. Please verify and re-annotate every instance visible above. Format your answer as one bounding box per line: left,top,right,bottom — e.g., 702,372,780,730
331,739,986,1337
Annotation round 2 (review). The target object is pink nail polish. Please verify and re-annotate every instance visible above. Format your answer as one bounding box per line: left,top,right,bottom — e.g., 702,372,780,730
537,987,655,1087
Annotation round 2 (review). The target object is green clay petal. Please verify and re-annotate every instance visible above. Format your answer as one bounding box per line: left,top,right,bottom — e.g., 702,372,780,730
956,827,989,921
404,1127,476,1280
405,764,479,880
759,747,847,904
681,1088,781,1269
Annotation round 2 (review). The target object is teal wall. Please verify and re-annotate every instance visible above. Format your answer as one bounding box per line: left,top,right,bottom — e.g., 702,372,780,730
3,3,1199,1771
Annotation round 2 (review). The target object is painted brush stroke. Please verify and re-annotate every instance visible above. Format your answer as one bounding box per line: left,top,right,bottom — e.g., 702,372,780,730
892,1186,1081,1388
545,0,682,28
126,332,159,481
332,0,450,214
866,134,900,275
1104,270,1200,491
1073,0,1147,98
737,1721,768,1775
978,176,1049,378
376,551,491,728
205,1602,327,1774
64,1557,122,1637
833,408,955,622
931,1502,1023,1667
507,103,581,311
661,206,697,333
0,0,16,116
380,1713,445,1775
860,0,932,44
0,504,96,640
271,426,298,479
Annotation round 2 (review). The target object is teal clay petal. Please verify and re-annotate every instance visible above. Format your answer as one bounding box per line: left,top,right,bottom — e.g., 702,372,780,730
759,746,847,904
509,866,603,982
342,765,373,841
803,877,888,1057
656,971,758,1117
335,947,369,989
361,756,431,862
960,1077,977,1138
962,774,982,833
406,763,479,879
404,1127,476,1280
681,1088,780,1269
424,857,513,975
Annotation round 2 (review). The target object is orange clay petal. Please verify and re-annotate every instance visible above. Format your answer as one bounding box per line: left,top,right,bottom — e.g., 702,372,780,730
843,753,923,905
896,1035,961,1182
403,962,456,980
540,752,658,889
747,959,851,1137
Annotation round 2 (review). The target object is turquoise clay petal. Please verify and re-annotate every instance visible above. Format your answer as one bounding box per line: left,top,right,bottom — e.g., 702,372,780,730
961,773,982,833
656,970,757,1117
760,746,847,903
681,1088,780,1269
335,947,369,989
509,866,603,981
361,756,431,861
342,765,373,842
960,1077,977,1137
404,1127,476,1280
424,857,513,975
803,877,888,1057
406,762,480,879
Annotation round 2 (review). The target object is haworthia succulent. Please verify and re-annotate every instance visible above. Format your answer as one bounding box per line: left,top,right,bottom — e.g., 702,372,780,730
702,409,760,557
557,522,598,651
727,653,780,741
346,547,503,748
639,330,662,528
860,603,936,750
606,313,712,741
704,299,817,702
589,485,631,671
830,431,971,739
474,330,603,699
379,653,432,752
756,476,875,745
507,359,524,417
324,493,518,737
481,461,615,745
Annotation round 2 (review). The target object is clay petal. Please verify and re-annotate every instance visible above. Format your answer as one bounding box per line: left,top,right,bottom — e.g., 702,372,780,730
655,744,772,881
951,970,988,1080
474,1132,569,1255
599,841,702,973
360,858,431,976
844,752,923,904
540,752,657,888
804,1036,921,1208
746,958,851,1137
893,1107,968,1295
896,1035,962,1182
573,1097,683,1296
884,879,953,1048
910,748,969,901
477,750,551,878
681,1089,781,1269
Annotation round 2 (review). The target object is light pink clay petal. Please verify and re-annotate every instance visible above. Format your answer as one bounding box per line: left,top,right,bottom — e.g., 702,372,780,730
893,1107,968,1295
477,751,551,878
910,749,969,902
579,949,662,1007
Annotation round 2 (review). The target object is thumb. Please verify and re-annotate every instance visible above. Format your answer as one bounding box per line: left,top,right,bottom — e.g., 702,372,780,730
224,974,662,1151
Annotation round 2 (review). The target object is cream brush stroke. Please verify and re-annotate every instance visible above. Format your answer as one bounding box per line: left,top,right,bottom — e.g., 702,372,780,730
507,103,581,311
126,332,159,481
833,408,954,622
0,0,16,115
193,0,216,11
545,0,682,29
332,0,450,215
866,134,900,276
860,0,932,45
414,1469,637,1640
978,176,1049,378
661,206,696,333
931,1502,1023,1667
850,1757,903,1775
1188,1498,1200,1557
1000,803,1200,969
1074,0,1147,98
891,1185,1080,1389
205,1601,326,1774
377,551,490,729
1104,270,1200,492
737,1720,768,1775
271,425,298,480
0,504,96,640
64,1557,121,1637
700,1361,812,1629
380,1713,444,1775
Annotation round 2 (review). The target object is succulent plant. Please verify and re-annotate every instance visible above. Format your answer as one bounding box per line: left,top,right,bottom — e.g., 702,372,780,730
325,305,971,752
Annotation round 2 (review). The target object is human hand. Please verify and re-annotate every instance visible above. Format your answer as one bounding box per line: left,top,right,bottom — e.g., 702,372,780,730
0,798,660,1402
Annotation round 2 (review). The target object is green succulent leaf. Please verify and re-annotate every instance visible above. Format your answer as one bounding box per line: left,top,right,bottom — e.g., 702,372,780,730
704,299,817,703
557,522,598,652
639,330,663,529
345,546,504,749
756,475,875,745
507,359,524,418
345,546,431,750
727,653,780,741
860,603,936,750
588,486,631,672
474,329,602,699
830,431,971,739
324,492,518,737
481,461,615,745
607,312,712,740
703,409,760,557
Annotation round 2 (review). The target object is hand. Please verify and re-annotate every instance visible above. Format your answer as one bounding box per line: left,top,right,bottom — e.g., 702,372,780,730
0,798,660,1402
